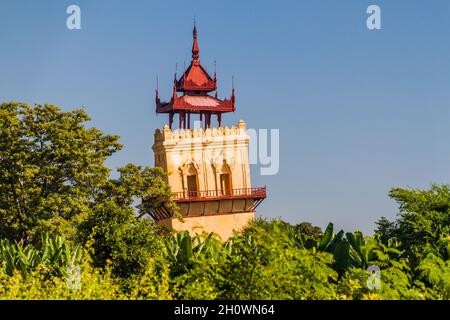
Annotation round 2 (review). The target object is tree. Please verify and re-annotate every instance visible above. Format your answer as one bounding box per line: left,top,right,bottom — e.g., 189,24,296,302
77,164,175,280
172,219,339,300
376,184,450,298
376,184,450,257
98,163,178,217
0,103,122,243
294,222,323,241
0,103,176,246
78,201,165,280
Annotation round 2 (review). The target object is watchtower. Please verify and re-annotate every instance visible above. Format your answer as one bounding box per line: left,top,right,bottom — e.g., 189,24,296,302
151,24,266,240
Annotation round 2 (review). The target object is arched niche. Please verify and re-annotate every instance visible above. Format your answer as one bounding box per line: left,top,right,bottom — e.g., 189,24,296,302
179,160,200,197
218,162,232,196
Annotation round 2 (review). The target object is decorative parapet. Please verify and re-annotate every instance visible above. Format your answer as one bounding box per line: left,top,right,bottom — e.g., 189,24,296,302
154,120,247,143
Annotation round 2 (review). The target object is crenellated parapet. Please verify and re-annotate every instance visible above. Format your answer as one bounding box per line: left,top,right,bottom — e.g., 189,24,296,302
155,119,247,142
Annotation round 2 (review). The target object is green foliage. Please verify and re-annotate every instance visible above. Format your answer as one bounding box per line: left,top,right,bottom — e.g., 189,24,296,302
0,262,123,300
170,220,339,300
377,184,450,256
129,258,173,300
376,184,450,297
337,265,422,300
163,231,222,277
416,248,450,299
0,233,83,277
0,215,449,300
294,222,323,241
98,163,178,217
78,201,164,280
0,103,122,243
0,103,175,245
283,222,405,275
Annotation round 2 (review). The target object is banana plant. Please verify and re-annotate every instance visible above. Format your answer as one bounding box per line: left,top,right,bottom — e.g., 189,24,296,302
163,231,222,275
0,240,39,276
318,223,335,251
0,234,83,277
308,223,384,274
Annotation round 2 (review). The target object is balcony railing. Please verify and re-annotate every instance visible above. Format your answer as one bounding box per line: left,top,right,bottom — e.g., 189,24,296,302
148,186,267,221
172,186,267,202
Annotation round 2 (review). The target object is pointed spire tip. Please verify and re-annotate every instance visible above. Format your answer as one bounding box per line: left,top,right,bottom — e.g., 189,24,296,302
192,20,200,61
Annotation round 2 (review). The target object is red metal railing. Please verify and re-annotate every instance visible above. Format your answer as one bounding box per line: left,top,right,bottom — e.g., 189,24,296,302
172,186,267,201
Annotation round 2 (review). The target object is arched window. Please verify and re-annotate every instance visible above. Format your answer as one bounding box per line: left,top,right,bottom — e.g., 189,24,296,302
186,165,198,197
219,163,232,196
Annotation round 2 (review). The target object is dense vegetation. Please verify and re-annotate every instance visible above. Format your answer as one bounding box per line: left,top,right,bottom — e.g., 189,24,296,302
1,102,449,300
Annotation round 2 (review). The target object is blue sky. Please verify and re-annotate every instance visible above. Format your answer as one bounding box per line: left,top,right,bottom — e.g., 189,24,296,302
1,0,450,234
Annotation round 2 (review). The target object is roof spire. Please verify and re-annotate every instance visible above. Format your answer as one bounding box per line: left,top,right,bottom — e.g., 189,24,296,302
214,61,218,98
172,74,177,101
231,75,236,111
192,18,200,62
156,76,159,98
155,75,160,110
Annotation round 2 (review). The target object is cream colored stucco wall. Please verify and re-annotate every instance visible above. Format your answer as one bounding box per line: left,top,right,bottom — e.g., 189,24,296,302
152,120,251,194
158,211,255,241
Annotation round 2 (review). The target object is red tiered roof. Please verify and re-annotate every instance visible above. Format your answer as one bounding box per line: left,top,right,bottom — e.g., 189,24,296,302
176,62,217,92
176,25,217,92
157,95,234,113
155,24,235,129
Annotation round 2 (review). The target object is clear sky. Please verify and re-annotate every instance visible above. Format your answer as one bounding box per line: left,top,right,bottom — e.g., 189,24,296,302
1,0,450,234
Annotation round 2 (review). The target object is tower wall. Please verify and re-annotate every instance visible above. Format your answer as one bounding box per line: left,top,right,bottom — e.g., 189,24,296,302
152,120,256,239
153,119,251,194
158,212,255,241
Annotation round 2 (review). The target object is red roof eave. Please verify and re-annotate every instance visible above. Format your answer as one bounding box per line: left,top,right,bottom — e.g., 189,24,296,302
178,83,217,92
177,78,217,92
156,97,234,114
